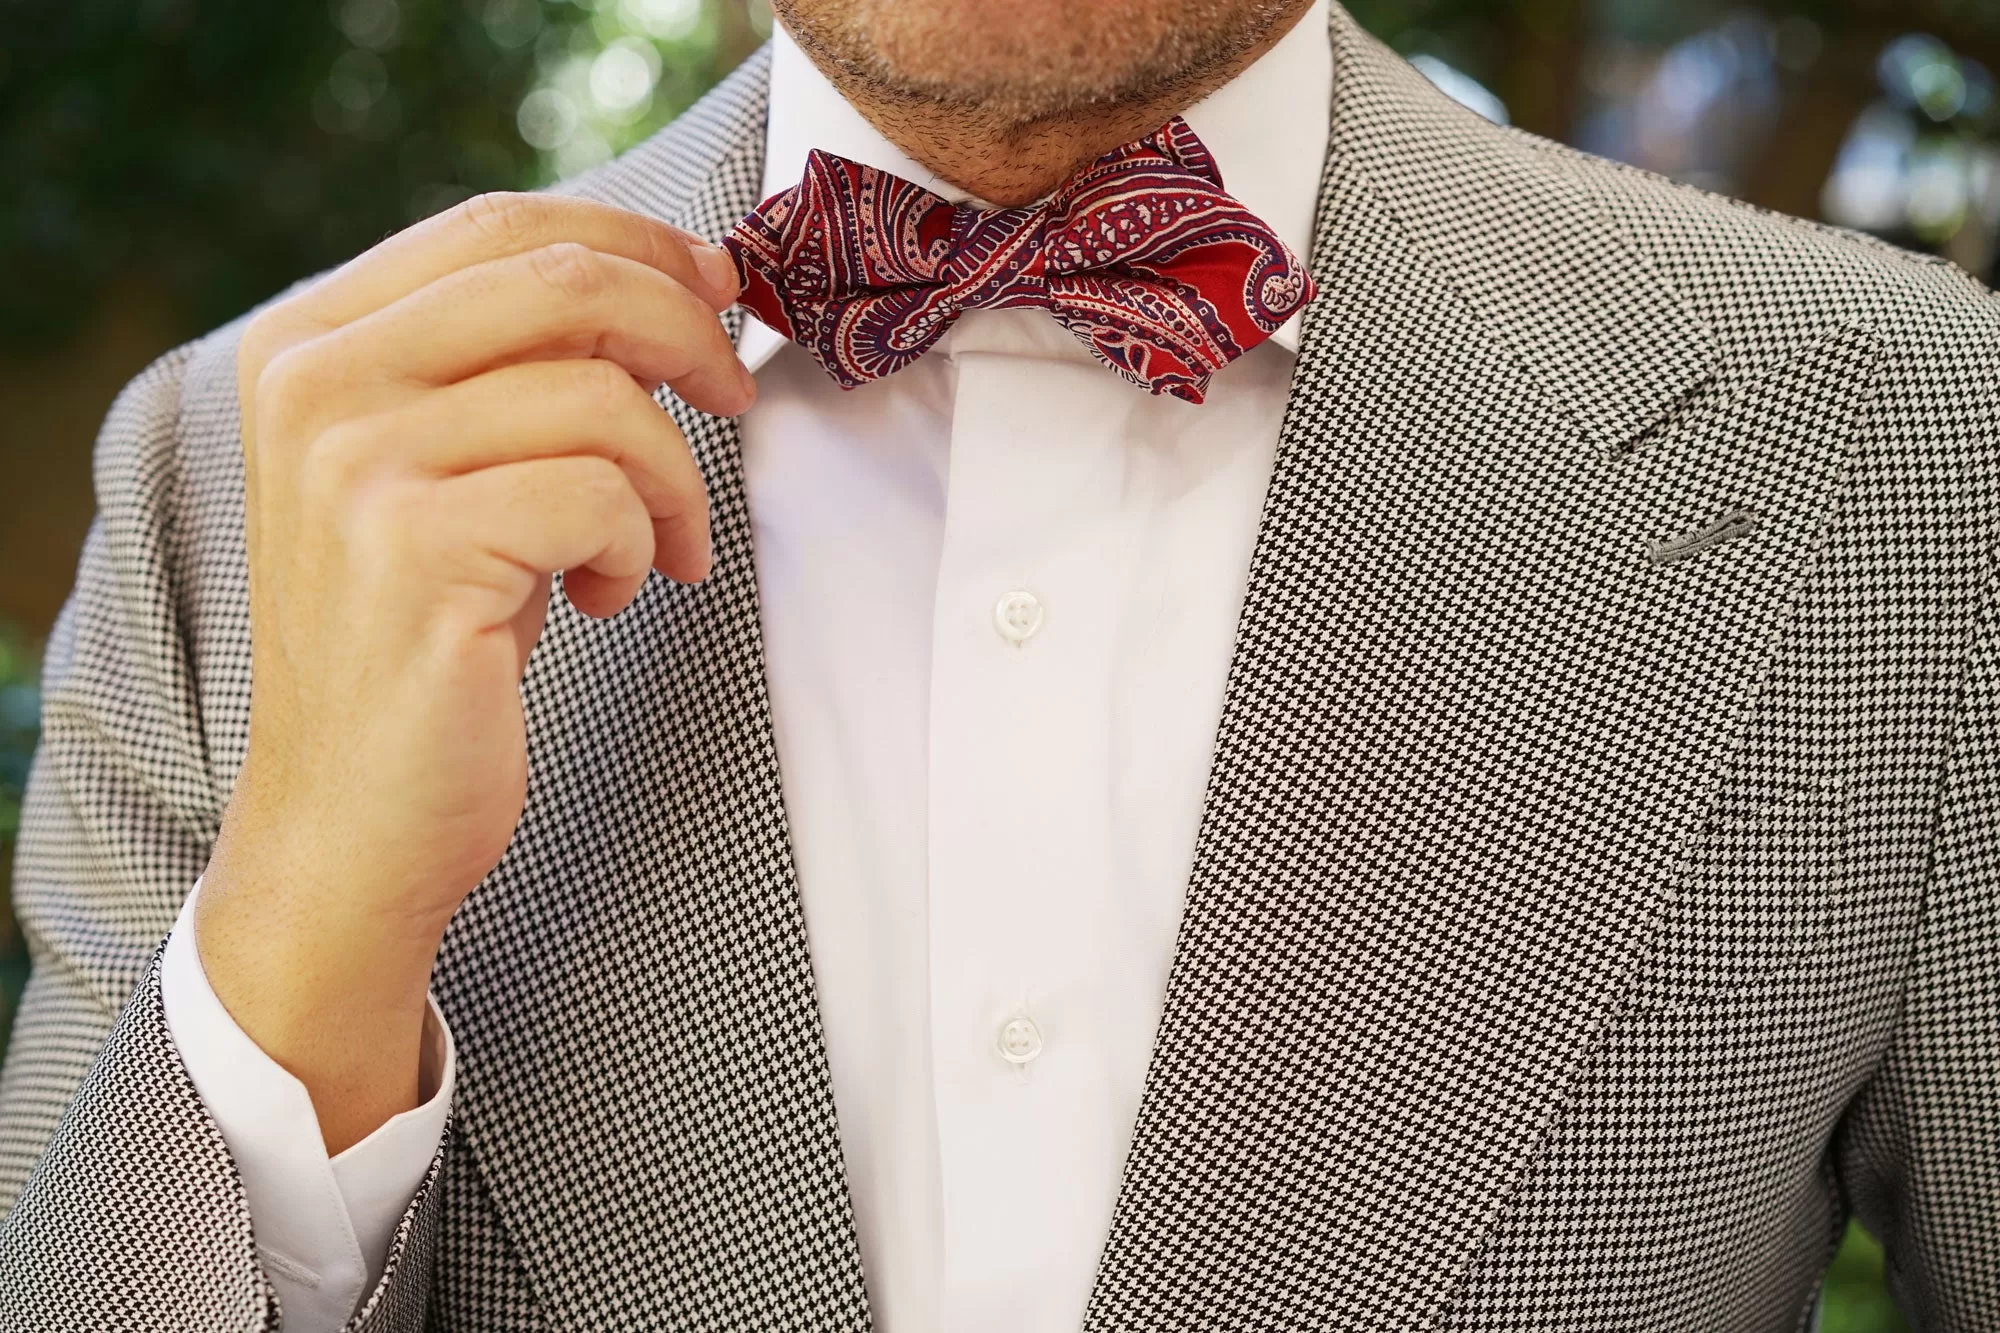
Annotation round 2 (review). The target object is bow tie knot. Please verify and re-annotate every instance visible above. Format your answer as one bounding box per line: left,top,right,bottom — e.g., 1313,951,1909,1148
723,118,1315,404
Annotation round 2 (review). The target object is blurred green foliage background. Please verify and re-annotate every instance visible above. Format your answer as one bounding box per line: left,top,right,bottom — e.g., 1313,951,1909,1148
6,1,1994,1324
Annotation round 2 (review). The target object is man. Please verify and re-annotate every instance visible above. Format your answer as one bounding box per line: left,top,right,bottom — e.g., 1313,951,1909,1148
0,0,1996,1327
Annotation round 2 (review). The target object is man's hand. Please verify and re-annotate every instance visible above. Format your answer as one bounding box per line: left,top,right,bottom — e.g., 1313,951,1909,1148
195,192,751,1153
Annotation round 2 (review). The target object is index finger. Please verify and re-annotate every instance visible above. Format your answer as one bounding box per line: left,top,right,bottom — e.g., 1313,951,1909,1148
291,192,741,332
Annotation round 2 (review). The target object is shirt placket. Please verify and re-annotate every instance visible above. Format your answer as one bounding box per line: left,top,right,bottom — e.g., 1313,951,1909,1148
925,313,1141,1333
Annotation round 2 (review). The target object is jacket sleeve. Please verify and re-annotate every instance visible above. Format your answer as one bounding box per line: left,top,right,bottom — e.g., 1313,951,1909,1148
0,951,451,1332
0,334,447,1330
1835,549,2000,1331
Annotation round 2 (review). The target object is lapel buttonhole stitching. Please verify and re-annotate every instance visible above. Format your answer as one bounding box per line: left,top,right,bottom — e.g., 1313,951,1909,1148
1646,508,1761,566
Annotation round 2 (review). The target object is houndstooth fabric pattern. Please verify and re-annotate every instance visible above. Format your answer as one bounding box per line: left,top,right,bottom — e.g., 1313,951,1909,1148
1,7,1997,1330
0,953,277,1331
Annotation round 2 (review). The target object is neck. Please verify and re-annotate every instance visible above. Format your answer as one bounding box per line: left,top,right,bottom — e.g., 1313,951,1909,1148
786,1,1314,207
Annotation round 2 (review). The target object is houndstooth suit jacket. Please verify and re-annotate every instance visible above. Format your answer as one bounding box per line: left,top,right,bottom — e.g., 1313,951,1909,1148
3,7,1999,1331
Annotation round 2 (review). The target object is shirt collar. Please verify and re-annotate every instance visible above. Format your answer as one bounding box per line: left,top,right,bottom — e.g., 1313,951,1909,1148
739,0,1331,374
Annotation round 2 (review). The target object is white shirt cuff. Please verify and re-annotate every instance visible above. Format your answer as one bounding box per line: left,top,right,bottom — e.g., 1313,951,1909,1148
160,876,456,1332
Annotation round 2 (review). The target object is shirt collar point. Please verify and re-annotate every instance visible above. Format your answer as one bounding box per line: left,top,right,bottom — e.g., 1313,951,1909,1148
1269,310,1305,358
737,313,789,376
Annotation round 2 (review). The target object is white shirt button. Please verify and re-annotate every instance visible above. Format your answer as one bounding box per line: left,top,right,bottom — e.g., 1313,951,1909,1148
997,1016,1044,1065
993,590,1044,644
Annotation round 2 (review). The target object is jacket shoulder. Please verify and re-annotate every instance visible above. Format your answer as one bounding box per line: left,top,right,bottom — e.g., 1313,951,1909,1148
1526,129,2000,349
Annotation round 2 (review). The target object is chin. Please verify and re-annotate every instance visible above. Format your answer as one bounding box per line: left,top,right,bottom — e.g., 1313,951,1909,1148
777,0,1284,114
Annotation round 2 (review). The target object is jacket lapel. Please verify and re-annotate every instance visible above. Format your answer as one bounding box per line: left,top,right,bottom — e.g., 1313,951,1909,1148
1083,10,1875,1331
431,50,872,1333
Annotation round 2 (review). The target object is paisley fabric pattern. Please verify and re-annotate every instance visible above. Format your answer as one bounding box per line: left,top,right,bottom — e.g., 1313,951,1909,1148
722,117,1316,404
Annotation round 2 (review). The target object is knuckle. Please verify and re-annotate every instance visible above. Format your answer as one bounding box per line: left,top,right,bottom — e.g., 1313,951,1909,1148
678,470,712,516
237,309,302,403
574,456,630,509
346,479,423,561
458,190,547,251
570,358,639,417
527,241,607,299
237,313,278,382
252,343,320,440
302,418,377,495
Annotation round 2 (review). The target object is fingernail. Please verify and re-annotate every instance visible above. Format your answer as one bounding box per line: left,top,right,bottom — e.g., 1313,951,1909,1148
693,244,739,302
737,358,757,401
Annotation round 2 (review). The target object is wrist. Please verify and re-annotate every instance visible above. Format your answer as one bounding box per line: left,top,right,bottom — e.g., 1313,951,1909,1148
196,835,447,1154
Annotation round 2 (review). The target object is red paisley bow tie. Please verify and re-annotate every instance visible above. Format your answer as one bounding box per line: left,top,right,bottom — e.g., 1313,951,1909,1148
720,117,1316,405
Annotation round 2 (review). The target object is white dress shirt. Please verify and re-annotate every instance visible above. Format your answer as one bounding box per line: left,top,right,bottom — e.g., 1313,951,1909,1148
159,6,1332,1329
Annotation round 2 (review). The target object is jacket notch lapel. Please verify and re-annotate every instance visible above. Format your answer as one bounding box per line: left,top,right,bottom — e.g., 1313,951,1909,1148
1317,4,1718,459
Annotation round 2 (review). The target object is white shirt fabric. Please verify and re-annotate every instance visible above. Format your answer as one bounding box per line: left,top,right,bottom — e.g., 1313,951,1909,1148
158,7,1332,1329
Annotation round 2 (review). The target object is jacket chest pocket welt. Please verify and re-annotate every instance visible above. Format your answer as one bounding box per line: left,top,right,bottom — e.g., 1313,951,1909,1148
1627,777,1849,1010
